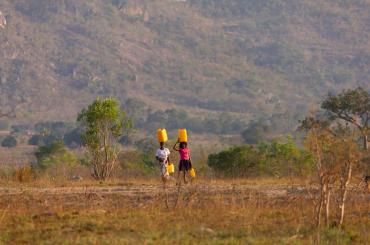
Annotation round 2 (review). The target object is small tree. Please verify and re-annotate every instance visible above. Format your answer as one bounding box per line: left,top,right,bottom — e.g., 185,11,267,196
77,98,132,181
1,135,17,148
304,120,362,229
322,87,370,150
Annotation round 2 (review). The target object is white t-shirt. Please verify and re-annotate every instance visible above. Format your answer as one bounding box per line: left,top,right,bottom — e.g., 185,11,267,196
156,148,170,160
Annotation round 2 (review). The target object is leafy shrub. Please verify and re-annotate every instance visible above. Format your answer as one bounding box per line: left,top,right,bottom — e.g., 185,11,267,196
208,138,313,177
208,145,260,177
33,141,84,180
34,141,79,170
257,137,313,177
1,135,17,148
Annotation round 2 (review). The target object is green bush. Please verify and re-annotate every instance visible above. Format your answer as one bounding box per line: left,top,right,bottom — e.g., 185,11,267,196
257,137,313,177
208,145,260,177
34,141,79,170
208,137,313,177
1,135,17,148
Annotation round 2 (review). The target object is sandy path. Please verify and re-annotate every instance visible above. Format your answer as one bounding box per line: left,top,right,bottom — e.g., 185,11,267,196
0,184,297,197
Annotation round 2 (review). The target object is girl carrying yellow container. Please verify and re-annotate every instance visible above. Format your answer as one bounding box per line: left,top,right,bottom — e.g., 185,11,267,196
173,129,195,183
156,129,172,181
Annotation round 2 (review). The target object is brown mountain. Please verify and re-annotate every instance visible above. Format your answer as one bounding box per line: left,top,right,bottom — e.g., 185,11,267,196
0,0,369,127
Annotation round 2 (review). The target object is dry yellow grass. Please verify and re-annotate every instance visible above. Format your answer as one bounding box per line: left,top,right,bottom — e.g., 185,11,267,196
0,178,368,244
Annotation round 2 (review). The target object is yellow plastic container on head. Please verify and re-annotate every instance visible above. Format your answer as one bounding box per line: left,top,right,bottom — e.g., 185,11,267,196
157,128,168,143
178,128,188,142
189,168,196,178
167,163,175,174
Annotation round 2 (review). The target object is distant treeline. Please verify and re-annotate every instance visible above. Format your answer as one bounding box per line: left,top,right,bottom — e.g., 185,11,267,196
0,96,304,150
123,98,248,134
124,98,303,138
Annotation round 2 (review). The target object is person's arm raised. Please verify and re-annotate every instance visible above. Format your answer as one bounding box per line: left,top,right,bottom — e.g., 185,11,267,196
173,139,180,151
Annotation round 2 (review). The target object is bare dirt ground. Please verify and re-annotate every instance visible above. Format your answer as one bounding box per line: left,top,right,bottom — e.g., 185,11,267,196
0,184,295,196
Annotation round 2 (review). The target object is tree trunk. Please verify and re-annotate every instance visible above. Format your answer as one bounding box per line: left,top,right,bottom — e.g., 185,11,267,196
325,187,331,227
316,181,324,228
339,163,352,227
103,127,109,178
364,135,369,150
314,134,324,229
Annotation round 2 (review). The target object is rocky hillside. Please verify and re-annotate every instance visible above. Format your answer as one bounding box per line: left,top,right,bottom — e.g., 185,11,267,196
0,0,369,130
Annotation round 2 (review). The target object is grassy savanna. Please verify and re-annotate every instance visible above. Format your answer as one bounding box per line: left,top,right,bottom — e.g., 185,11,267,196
0,90,369,244
0,178,368,245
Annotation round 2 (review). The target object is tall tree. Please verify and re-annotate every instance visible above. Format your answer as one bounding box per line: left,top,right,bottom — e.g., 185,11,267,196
321,87,370,150
78,98,132,181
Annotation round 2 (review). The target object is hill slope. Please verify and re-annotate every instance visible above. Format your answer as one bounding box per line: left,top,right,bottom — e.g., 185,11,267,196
0,0,369,130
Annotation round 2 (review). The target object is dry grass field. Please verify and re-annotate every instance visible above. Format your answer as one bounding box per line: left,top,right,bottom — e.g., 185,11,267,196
0,179,368,244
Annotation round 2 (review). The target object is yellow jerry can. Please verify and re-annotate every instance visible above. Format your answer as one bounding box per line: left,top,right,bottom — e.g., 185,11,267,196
167,163,175,174
189,168,196,178
178,128,188,142
157,128,168,143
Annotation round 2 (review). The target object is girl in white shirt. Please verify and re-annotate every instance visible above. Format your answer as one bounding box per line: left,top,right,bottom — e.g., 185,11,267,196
156,142,171,178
